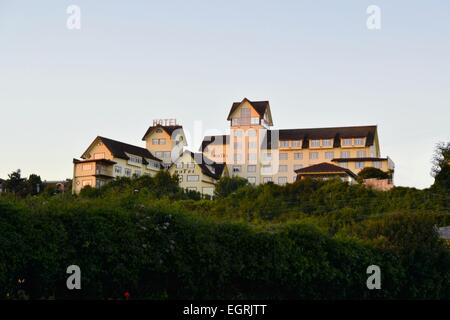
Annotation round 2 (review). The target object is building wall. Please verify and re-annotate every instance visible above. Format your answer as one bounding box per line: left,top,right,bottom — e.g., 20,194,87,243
168,152,216,196
144,128,185,164
202,103,392,186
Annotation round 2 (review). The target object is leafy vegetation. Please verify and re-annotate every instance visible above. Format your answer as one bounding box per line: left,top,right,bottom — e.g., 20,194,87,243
0,143,448,299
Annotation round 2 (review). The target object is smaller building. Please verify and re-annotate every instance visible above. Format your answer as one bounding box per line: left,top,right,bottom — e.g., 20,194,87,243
168,151,228,197
295,162,358,184
73,136,163,194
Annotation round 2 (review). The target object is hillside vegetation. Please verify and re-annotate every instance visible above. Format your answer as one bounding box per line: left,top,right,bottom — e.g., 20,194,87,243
0,170,449,300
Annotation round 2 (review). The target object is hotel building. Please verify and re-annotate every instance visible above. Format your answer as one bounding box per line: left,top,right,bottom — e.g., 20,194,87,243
201,98,394,185
73,97,395,194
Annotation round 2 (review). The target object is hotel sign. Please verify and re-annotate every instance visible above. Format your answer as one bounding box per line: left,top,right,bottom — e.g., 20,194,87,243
153,118,177,126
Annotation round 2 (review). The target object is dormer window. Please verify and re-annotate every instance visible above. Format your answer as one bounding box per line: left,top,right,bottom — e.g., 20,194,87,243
342,138,352,146
310,140,321,148
355,138,365,145
129,155,142,164
322,139,332,147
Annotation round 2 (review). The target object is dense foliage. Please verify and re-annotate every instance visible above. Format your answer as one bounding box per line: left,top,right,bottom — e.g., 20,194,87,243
0,170,449,300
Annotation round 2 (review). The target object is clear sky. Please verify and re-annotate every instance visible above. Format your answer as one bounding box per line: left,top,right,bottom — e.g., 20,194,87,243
0,0,449,188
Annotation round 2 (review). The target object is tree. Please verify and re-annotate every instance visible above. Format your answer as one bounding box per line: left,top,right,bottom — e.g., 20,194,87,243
431,142,450,191
4,170,28,196
214,176,249,198
357,167,390,180
27,174,43,196
431,142,450,177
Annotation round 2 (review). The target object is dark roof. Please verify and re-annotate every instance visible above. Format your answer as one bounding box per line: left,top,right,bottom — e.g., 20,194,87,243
200,135,230,151
73,158,117,165
83,136,162,163
176,151,225,180
295,162,358,179
142,125,183,141
227,98,270,120
332,157,387,162
261,125,377,149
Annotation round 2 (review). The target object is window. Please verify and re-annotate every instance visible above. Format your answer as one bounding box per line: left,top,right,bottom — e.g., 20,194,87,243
357,150,366,158
234,130,243,137
148,161,160,170
342,138,352,146
124,168,132,177
176,163,183,169
129,155,142,164
248,141,257,149
263,177,273,183
278,177,288,185
155,151,163,158
248,177,256,184
294,152,303,160
241,107,250,118
251,117,260,125
262,153,272,161
322,139,332,147
114,166,123,175
188,163,195,169
152,139,159,145
159,139,166,145
248,129,257,137
292,140,302,148
163,151,171,159
355,138,365,145
134,170,142,177
279,165,288,172
373,161,381,169
294,164,303,171
310,140,320,147
247,165,256,173
82,164,92,171
309,152,319,160
232,166,241,173
279,153,288,160
261,166,272,174
355,162,365,169
340,151,350,158
187,175,199,182
248,153,257,162
325,151,334,159
279,141,290,148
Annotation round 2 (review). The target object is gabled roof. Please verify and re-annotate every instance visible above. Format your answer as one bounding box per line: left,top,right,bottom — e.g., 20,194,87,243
227,98,273,125
295,162,358,179
142,124,183,141
261,125,377,149
173,151,226,180
82,136,162,163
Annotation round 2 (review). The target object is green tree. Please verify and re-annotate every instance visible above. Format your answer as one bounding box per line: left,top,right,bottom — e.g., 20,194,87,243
214,176,249,198
431,142,450,191
357,167,390,180
4,170,28,197
27,174,43,196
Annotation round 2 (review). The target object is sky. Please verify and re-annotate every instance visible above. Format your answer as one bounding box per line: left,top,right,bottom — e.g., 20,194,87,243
0,0,449,189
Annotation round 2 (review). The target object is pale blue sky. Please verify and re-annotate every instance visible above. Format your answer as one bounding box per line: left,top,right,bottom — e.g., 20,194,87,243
0,1,449,188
